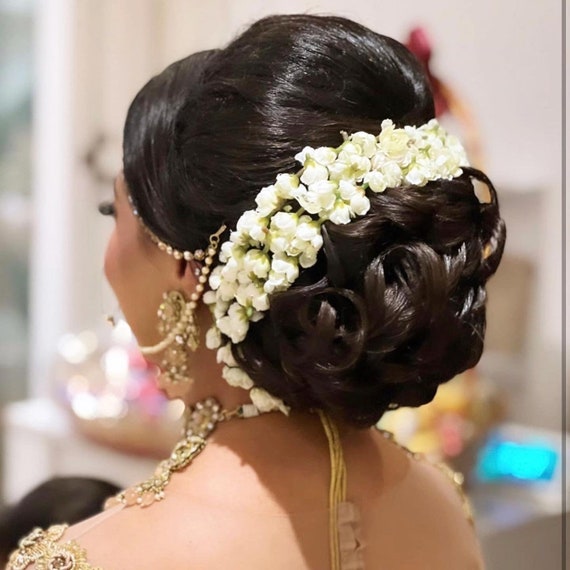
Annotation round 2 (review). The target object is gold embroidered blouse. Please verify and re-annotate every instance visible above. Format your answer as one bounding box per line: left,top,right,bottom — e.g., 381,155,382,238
6,525,100,570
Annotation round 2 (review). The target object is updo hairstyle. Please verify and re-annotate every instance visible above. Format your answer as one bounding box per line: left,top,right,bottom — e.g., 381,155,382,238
123,15,506,428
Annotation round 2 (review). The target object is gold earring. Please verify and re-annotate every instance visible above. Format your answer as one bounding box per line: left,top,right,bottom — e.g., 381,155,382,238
137,227,226,385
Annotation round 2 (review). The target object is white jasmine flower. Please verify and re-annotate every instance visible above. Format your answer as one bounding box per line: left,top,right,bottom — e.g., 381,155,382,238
294,180,337,215
268,212,299,254
378,120,412,163
365,170,388,193
294,146,314,166
381,161,403,188
350,156,372,180
255,185,281,217
300,160,329,186
350,192,371,216
250,309,264,322
275,173,300,199
203,290,216,305
205,326,222,349
250,387,290,415
299,245,320,268
222,366,254,390
216,343,238,367
264,272,286,294
271,254,299,282
217,302,249,344
329,202,352,224
264,254,299,293
217,278,239,303
338,180,359,201
268,234,288,255
313,146,337,165
404,165,428,186
219,241,244,264
208,266,223,290
205,292,230,319
270,211,298,235
221,255,242,283
235,212,268,244
291,186,320,215
235,282,267,312
251,290,269,311
350,132,378,158
327,160,352,182
295,217,322,245
338,142,362,159
243,249,271,279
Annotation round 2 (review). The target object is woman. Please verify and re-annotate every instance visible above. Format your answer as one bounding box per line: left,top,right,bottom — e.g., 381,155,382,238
8,14,505,570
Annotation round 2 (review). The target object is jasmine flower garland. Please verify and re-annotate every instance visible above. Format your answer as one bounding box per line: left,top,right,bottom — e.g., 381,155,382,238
203,119,469,414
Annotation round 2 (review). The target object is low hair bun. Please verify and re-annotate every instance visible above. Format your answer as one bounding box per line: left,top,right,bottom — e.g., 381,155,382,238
235,169,505,427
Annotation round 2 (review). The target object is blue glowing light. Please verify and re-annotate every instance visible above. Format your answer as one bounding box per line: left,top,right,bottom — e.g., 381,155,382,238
476,438,558,482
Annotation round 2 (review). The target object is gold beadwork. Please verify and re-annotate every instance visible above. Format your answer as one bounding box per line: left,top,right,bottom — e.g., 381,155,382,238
127,192,226,263
104,397,260,511
7,524,101,570
137,225,227,386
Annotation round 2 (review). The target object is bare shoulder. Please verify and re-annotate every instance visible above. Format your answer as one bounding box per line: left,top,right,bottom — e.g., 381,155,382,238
5,503,190,570
17,485,313,570
359,430,485,569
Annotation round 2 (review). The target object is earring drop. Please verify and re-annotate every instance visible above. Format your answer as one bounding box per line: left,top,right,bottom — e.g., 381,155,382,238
137,226,226,386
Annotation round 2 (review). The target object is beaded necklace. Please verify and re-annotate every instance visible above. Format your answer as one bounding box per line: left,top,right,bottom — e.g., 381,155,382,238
103,397,263,510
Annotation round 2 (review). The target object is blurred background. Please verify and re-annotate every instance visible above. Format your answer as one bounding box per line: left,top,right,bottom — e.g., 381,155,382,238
0,0,567,568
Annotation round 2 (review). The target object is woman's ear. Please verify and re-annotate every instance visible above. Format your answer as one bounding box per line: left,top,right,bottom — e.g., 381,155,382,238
175,259,201,297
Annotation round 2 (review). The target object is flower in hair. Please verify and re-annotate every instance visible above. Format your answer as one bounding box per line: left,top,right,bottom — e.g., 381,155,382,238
204,119,469,413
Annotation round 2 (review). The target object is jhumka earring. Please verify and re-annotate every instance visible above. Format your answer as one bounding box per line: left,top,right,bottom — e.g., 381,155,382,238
137,225,226,385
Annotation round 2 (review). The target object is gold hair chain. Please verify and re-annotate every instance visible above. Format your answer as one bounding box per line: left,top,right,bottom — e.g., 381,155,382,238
135,222,226,385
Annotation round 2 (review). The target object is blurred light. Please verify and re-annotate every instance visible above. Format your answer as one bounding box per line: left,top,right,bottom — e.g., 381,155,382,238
66,374,89,396
71,392,98,420
102,346,129,386
57,333,88,364
77,330,98,354
476,439,558,482
98,392,127,419
111,319,133,345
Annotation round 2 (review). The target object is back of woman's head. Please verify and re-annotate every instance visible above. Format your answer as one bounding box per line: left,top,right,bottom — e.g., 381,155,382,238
123,14,506,428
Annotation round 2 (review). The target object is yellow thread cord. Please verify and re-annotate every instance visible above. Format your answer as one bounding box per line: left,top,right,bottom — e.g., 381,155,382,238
318,411,347,570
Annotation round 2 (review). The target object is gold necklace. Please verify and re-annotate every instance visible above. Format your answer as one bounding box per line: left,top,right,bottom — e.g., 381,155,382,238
104,397,262,510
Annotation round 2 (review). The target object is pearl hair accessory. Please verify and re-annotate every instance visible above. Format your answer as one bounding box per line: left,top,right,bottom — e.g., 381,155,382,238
127,194,218,262
135,217,227,386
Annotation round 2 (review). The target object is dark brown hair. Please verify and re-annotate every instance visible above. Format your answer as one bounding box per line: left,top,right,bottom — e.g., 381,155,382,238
123,14,506,428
